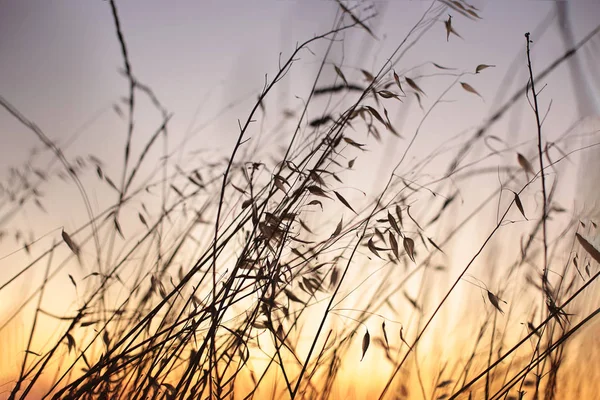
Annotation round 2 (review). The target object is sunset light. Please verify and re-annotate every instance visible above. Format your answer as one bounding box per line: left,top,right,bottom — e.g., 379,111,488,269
1,1,599,399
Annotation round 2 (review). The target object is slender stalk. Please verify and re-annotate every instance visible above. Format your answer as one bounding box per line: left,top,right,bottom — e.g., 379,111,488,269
524,32,549,281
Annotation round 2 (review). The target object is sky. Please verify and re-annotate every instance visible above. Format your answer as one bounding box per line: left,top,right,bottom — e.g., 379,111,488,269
1,1,599,164
1,1,599,144
1,1,599,190
1,0,600,393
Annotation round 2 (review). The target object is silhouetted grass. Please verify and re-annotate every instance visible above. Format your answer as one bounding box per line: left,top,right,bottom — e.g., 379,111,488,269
1,1,599,399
